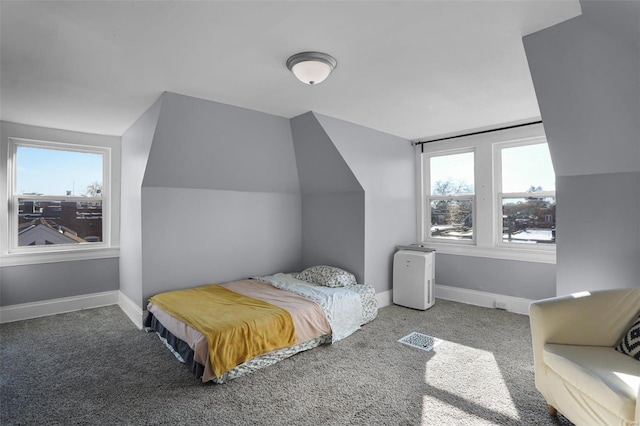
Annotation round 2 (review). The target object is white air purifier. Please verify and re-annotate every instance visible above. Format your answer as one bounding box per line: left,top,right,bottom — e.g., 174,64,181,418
393,249,435,310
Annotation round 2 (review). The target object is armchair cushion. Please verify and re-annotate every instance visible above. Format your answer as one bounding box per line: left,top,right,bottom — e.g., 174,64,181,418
544,344,639,422
530,288,640,425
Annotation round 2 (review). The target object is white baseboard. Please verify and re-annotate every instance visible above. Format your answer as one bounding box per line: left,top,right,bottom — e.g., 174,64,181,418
434,284,533,315
1,285,530,325
376,289,393,308
0,291,119,324
380,285,533,315
0,290,146,327
117,291,144,330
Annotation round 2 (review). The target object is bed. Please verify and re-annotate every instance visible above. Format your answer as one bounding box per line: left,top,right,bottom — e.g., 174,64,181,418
143,266,378,383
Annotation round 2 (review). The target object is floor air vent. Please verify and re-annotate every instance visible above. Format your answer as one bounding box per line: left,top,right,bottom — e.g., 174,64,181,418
398,332,441,352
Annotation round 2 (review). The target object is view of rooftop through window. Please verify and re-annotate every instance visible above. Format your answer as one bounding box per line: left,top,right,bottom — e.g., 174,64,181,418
16,146,104,247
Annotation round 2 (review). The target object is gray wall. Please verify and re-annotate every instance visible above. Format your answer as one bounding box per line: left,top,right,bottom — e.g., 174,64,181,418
524,17,639,178
0,121,120,306
290,112,365,281
434,254,556,301
314,113,416,292
122,95,416,307
291,112,415,292
129,93,303,306
141,187,301,303
120,96,162,307
524,4,640,295
556,172,640,293
300,192,365,281
1,258,119,305
143,93,300,193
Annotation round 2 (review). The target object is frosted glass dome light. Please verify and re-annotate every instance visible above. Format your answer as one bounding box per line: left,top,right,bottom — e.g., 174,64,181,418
286,52,337,85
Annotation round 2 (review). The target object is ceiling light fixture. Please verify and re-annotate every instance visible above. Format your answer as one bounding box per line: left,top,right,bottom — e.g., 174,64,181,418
286,51,337,85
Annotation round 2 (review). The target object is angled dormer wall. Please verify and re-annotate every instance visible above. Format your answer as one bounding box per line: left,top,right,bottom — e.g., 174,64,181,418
290,112,415,293
121,93,416,316
121,92,303,310
524,2,640,295
314,113,415,293
290,112,366,282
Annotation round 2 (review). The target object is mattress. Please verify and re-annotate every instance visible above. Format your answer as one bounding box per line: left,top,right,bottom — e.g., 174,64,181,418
144,274,378,383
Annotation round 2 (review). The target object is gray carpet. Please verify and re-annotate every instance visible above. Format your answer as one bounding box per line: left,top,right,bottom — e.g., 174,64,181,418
1,299,573,425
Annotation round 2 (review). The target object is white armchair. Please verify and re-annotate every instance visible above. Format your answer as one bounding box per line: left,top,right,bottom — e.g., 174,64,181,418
529,288,640,426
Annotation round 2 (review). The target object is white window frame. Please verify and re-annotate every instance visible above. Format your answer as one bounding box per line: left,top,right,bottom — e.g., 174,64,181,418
423,148,476,245
494,138,556,249
416,122,555,264
2,136,119,266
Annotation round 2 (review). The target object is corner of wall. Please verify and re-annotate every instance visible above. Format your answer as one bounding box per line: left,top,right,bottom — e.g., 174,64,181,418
120,95,164,309
290,112,365,282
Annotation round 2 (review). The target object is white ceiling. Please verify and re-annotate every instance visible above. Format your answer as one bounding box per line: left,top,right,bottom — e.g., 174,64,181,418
0,1,582,140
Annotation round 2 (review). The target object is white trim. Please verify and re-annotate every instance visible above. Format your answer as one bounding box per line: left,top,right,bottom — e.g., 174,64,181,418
0,290,119,323
494,139,556,249
416,122,556,263
415,149,425,247
376,289,393,308
0,246,119,267
2,133,120,265
422,148,476,245
425,242,555,264
118,291,144,330
0,289,145,330
434,284,534,315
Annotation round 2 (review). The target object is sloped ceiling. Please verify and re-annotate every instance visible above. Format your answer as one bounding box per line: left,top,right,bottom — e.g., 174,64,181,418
142,92,300,193
0,1,581,140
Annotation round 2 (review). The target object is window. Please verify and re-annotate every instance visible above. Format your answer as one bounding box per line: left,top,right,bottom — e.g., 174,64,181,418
7,138,110,254
426,151,474,242
417,123,555,263
497,142,556,246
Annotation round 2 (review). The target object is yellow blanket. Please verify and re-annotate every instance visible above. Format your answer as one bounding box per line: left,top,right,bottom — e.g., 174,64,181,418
149,284,296,378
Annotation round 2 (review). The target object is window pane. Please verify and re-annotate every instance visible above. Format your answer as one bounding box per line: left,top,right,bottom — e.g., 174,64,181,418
430,199,473,240
502,143,554,193
17,146,103,196
430,152,474,195
18,199,103,246
502,197,555,244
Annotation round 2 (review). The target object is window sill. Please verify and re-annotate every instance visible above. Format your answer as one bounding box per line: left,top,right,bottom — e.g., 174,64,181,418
0,247,120,267
419,242,556,264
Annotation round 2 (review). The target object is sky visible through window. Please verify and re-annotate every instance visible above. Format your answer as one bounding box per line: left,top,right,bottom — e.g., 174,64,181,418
16,146,103,196
430,143,555,194
502,143,555,193
431,151,474,194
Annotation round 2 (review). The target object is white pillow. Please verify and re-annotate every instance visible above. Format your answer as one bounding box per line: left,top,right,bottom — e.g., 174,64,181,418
296,265,357,288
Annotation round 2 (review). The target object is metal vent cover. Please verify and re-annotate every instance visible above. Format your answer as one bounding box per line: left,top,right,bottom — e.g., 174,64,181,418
398,332,441,352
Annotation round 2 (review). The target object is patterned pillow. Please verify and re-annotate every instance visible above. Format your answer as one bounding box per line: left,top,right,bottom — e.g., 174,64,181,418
296,265,357,288
615,314,640,360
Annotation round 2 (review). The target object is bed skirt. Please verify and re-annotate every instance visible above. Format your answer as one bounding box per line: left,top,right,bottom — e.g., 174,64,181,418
144,312,331,384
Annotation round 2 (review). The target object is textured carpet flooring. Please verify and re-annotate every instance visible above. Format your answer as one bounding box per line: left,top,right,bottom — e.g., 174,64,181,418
1,299,573,425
